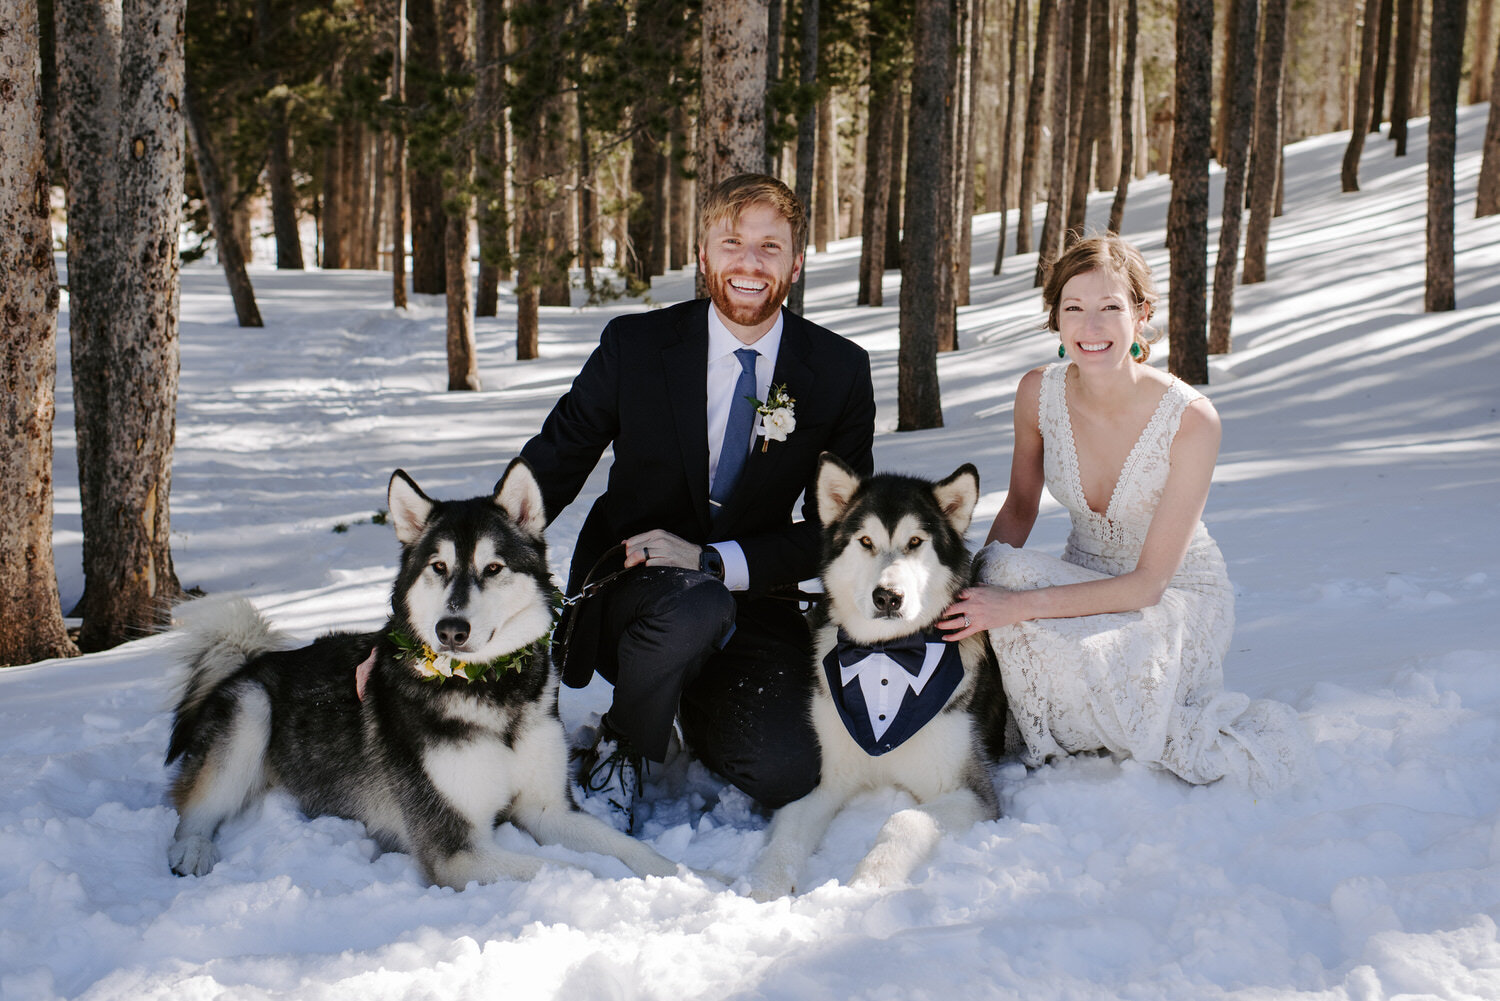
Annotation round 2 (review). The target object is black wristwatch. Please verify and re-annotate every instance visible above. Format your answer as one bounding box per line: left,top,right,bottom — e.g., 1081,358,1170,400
698,545,725,581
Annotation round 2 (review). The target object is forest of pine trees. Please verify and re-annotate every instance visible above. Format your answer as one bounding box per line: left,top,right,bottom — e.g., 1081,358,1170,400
4,0,1500,663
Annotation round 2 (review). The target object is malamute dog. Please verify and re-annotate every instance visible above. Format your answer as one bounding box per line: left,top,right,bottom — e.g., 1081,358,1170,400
165,460,680,889
750,454,1008,898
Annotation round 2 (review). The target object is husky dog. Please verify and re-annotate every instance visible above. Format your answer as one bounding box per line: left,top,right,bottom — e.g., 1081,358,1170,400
750,454,1008,898
165,460,680,889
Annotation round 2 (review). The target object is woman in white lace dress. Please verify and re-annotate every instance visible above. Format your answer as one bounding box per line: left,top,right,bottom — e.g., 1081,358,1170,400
939,236,1305,792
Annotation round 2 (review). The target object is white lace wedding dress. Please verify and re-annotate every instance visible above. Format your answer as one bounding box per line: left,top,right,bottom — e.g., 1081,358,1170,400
977,362,1307,792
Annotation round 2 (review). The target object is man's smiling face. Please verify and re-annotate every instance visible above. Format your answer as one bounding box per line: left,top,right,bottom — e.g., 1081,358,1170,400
698,201,805,344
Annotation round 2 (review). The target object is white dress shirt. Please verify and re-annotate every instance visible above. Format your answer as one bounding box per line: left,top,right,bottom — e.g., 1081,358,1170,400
704,305,783,591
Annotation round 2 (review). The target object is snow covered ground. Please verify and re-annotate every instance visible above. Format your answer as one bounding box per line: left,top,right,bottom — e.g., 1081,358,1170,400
3,107,1498,1000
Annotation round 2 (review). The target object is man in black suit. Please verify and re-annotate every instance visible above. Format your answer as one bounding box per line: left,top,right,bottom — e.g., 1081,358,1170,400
519,174,875,826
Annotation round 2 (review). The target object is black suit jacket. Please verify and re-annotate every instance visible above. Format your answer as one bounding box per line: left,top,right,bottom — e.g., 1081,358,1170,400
521,298,876,600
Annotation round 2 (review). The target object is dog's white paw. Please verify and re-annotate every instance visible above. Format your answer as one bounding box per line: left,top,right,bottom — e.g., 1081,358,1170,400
747,864,797,901
168,835,219,877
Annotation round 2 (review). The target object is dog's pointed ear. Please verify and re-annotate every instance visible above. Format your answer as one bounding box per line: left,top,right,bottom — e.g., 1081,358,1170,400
493,457,547,537
816,452,862,525
388,470,435,545
932,463,980,535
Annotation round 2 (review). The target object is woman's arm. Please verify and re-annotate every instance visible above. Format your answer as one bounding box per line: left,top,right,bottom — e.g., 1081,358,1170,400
984,368,1045,548
943,397,1221,639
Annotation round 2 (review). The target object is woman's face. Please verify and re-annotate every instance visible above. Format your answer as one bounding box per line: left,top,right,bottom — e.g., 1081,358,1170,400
1056,268,1143,365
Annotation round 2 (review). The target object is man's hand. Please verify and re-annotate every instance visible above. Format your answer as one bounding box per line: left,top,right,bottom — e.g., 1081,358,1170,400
623,530,702,570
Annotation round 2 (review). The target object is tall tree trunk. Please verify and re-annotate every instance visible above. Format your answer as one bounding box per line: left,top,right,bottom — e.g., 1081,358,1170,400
1478,24,1500,217
788,0,817,313
0,1,78,666
1208,0,1257,354
670,102,693,268
1370,0,1394,130
1062,0,1090,238
254,0,304,269
885,78,906,269
698,0,771,299
815,91,837,251
1424,0,1466,311
57,0,186,650
474,0,505,315
183,86,263,327
1390,0,1416,154
441,0,479,389
952,0,978,310
392,0,409,308
1242,0,1286,282
409,0,448,294
1471,0,1494,104
1036,0,1073,284
766,0,784,174
628,130,663,288
1217,0,1241,162
322,122,345,269
1017,0,1054,254
994,0,1027,273
1166,0,1212,385
1341,0,1381,191
899,0,953,430
1107,0,1138,232
859,0,899,305
512,0,568,358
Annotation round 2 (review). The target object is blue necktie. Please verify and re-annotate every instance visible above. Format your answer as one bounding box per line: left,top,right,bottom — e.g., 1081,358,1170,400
710,348,758,521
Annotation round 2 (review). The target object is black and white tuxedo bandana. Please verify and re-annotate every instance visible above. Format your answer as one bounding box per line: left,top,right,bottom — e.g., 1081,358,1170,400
821,628,965,756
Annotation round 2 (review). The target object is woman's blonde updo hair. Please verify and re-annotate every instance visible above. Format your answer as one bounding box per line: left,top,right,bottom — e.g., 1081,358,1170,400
1042,234,1161,362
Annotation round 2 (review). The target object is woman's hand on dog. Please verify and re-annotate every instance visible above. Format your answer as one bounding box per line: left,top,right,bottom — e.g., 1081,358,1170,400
622,530,702,570
938,585,1027,640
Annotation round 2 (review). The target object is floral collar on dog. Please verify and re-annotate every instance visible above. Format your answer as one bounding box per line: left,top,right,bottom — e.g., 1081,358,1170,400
387,630,544,684
822,629,965,756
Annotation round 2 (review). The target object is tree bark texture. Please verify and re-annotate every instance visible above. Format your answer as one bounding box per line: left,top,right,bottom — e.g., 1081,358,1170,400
1341,0,1381,191
815,91,837,251
994,0,1027,273
1424,0,1466,311
1036,0,1073,285
1476,23,1500,216
670,103,693,268
408,0,448,294
1108,0,1139,233
392,0,409,308
628,129,664,287
183,85,263,327
1166,0,1212,385
0,2,78,665
1390,0,1416,154
898,0,953,431
788,0,817,314
697,0,770,298
1208,0,1258,354
1017,0,1055,255
1217,0,1241,162
859,2,900,305
57,0,186,651
1470,0,1493,104
512,0,569,358
952,0,979,311
474,0,507,316
1242,0,1286,283
1370,0,1394,130
1062,0,1090,238
439,0,479,388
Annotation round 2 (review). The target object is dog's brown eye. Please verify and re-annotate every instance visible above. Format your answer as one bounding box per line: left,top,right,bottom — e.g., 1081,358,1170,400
859,536,874,551
430,561,447,576
483,562,503,576
908,537,924,550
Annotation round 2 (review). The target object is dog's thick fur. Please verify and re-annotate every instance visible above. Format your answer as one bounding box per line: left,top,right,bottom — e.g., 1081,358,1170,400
165,460,679,889
750,454,1007,898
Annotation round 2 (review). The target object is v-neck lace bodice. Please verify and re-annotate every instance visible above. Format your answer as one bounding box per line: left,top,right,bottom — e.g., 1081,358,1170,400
1040,362,1218,582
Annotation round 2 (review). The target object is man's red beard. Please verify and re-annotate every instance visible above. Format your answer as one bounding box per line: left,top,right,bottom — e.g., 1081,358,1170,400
704,265,794,330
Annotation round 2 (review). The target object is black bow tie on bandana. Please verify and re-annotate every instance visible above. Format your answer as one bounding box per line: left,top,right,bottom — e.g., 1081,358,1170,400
833,629,931,675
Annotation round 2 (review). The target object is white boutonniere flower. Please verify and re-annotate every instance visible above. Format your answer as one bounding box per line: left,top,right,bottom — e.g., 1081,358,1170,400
753,384,797,451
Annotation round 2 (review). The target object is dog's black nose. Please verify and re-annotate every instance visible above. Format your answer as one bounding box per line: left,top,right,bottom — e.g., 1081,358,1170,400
436,617,470,648
872,587,904,614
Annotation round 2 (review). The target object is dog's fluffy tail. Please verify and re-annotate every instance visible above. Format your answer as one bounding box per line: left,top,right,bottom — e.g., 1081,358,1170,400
166,598,286,764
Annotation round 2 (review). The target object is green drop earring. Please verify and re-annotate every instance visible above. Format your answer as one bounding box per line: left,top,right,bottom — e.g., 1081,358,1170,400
1130,341,1142,359
1058,344,1067,358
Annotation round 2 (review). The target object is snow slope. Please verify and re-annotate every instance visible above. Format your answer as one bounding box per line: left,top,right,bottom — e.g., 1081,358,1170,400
2,109,1497,1000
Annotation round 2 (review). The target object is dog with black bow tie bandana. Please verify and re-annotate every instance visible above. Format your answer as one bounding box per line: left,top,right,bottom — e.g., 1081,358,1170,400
749,454,1009,899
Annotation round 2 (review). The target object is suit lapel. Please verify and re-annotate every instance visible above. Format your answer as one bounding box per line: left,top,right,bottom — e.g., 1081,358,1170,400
662,301,712,530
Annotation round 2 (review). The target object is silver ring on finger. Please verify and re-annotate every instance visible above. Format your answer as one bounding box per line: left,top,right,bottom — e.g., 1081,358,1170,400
962,615,970,628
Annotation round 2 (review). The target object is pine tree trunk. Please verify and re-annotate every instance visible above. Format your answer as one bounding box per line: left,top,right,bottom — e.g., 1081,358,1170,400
815,91,837,251
1424,0,1466,311
1341,0,1381,191
1036,0,1073,284
1242,0,1286,283
1166,0,1212,385
1017,0,1054,255
57,0,186,651
670,103,692,268
183,85,263,327
1217,0,1241,162
474,0,508,315
1470,0,1494,104
392,0,409,308
1370,0,1394,130
1107,0,1138,232
322,123,345,269
1063,0,1090,238
512,0,568,354
1082,0,1112,188
788,0,817,313
859,2,899,305
951,0,978,311
1476,24,1500,216
440,0,479,388
698,0,770,299
1208,0,1257,354
899,0,953,430
408,0,447,294
885,79,905,268
628,130,662,288
0,1,78,666
995,0,1027,272
1390,0,1416,154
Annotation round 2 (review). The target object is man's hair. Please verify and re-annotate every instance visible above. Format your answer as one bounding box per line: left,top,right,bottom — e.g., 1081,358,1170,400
697,173,808,254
